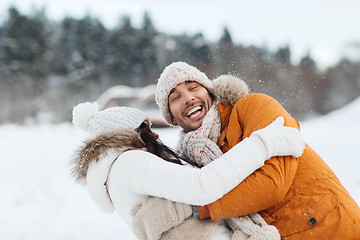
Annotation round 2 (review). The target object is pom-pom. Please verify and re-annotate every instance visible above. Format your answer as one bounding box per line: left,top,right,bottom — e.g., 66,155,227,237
72,102,99,131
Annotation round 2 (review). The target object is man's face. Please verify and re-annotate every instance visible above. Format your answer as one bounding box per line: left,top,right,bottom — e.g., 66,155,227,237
168,81,213,132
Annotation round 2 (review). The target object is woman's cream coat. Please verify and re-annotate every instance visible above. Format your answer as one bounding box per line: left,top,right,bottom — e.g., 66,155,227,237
72,129,273,239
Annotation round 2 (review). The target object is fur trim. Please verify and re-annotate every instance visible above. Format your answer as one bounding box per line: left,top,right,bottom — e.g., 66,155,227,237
71,129,145,183
211,75,250,106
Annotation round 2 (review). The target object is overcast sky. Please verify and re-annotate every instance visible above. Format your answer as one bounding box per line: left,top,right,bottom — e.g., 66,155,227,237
1,0,359,69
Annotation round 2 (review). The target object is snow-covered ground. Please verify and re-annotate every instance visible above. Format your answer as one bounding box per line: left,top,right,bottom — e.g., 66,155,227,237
0,98,359,240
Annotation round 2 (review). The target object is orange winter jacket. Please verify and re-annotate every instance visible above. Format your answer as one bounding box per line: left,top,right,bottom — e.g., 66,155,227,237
198,93,360,239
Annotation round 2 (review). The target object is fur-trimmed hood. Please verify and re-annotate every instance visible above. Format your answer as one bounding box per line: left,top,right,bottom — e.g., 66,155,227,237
71,129,146,184
211,75,250,106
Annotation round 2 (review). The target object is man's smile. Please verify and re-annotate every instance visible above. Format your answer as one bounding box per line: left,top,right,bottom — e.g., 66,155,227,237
186,105,203,118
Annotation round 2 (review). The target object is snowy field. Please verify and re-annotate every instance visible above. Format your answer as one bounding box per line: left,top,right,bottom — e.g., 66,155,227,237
1,98,359,240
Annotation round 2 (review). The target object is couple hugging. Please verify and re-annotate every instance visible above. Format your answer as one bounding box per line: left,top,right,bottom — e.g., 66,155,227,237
71,62,360,239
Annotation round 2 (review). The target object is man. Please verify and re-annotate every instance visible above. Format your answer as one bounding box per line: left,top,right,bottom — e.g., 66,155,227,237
155,62,360,239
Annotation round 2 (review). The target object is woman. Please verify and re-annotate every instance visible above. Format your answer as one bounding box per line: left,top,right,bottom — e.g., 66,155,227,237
71,102,305,239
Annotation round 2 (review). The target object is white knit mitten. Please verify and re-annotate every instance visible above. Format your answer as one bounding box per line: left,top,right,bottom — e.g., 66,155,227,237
131,197,192,240
247,213,280,240
161,218,224,240
227,214,280,240
250,117,305,159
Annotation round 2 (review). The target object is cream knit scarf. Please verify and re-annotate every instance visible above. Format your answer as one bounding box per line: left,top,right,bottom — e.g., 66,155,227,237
179,104,222,167
179,104,280,240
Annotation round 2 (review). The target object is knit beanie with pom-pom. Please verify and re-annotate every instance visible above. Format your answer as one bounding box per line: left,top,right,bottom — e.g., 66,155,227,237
155,62,213,125
72,102,150,136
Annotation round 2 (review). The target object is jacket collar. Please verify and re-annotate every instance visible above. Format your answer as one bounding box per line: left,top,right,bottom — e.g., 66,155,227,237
71,129,145,184
211,75,250,106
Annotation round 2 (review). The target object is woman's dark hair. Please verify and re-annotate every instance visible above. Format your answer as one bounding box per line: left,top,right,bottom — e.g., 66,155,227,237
136,122,201,168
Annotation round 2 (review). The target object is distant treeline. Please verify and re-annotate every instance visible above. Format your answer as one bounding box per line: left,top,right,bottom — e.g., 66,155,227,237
0,7,359,124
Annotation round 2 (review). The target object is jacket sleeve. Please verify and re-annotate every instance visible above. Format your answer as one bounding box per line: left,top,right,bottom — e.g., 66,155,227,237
108,133,269,206
198,93,301,221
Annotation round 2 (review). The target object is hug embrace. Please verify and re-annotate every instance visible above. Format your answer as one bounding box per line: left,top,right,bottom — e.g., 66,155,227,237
71,62,360,239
